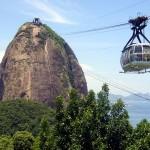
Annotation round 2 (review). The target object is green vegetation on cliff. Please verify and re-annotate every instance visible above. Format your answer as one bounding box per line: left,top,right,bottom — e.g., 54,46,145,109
0,100,54,136
43,24,65,48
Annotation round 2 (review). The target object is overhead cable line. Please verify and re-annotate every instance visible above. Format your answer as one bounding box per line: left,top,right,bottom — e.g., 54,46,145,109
87,72,150,101
63,26,128,37
86,71,150,101
87,70,141,94
64,16,150,36
65,22,129,35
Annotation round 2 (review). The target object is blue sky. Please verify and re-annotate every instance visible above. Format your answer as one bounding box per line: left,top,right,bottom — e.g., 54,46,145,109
1,0,150,96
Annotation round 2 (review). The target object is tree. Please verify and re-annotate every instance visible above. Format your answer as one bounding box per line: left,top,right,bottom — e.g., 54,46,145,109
55,96,71,149
0,135,13,150
107,99,133,150
0,100,54,136
127,119,150,149
39,116,55,150
80,90,97,149
97,83,110,114
85,90,96,109
55,90,98,149
67,89,81,120
134,119,150,140
95,83,111,143
13,131,34,150
32,136,40,150
68,89,107,150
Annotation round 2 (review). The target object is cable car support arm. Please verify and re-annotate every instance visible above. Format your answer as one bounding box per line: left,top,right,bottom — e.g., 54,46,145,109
123,16,150,51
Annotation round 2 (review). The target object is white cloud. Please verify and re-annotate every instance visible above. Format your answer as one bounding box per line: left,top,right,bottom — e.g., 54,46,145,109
24,0,74,24
0,51,5,63
81,63,94,72
0,42,7,63
80,63,102,92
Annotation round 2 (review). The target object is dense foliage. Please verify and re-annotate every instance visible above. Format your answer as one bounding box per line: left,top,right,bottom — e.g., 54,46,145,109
54,85,132,150
13,131,34,150
0,100,54,136
0,84,150,149
0,135,13,150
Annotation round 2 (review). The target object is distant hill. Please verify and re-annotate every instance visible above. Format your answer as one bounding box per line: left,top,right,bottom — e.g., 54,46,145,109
125,93,150,102
109,93,150,103
109,93,124,102
109,93,150,126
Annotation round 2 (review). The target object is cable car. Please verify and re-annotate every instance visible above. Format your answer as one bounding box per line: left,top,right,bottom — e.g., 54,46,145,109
121,16,150,73
121,43,150,72
64,15,150,73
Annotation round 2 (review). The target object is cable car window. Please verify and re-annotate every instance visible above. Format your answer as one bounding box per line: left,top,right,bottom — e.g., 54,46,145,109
137,54,142,61
125,51,129,64
143,54,148,61
130,48,134,54
134,45,142,53
143,45,150,54
147,54,150,61
127,50,130,63
130,54,134,62
123,54,126,65
121,53,125,65
134,54,142,61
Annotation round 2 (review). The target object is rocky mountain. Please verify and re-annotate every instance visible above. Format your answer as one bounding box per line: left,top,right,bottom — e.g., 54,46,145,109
0,21,87,107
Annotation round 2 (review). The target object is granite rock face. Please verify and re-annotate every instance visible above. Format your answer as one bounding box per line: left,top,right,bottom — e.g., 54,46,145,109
0,22,87,106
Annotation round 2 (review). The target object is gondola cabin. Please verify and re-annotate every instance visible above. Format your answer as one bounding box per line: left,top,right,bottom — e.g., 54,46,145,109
121,43,150,72
121,16,150,73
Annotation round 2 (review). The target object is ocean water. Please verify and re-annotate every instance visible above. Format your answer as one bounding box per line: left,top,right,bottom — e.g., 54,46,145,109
110,97,150,127
125,99,150,127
